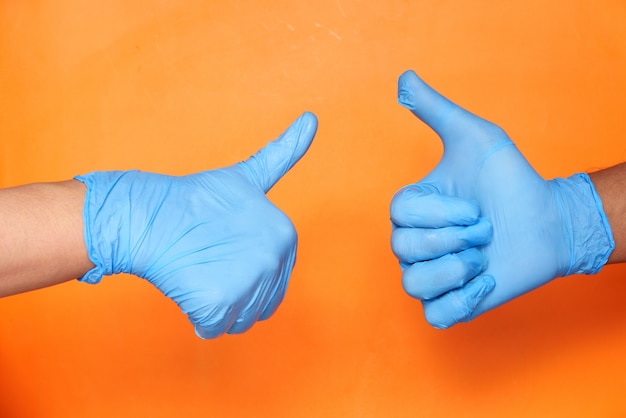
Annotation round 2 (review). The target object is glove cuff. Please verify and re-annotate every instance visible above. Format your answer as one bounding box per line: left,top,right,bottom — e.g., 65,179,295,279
74,171,133,284
556,173,615,276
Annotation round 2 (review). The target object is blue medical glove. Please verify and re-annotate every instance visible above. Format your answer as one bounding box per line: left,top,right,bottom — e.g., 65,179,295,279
390,71,614,328
75,112,318,339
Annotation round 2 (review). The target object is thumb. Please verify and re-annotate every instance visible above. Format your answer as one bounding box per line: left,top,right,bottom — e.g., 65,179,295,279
397,70,495,148
242,112,318,193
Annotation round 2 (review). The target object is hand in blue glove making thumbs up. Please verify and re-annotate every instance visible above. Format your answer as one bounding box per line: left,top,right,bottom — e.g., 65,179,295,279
390,71,615,328
76,112,318,339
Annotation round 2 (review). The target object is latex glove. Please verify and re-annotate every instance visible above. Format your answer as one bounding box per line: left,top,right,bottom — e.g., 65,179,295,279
390,71,614,329
75,112,318,339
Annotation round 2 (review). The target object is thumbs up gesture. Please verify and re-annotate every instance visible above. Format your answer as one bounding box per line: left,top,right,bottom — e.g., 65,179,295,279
76,112,318,338
390,71,614,328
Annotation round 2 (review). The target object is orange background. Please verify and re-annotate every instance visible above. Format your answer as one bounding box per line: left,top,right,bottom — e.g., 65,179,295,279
2,1,626,417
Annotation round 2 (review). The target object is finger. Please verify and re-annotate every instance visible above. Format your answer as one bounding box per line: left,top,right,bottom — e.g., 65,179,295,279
422,275,495,329
227,249,292,333
226,279,287,334
391,184,481,228
258,291,285,321
226,311,259,335
225,284,286,334
391,217,492,263
397,70,503,148
192,304,238,340
241,112,318,193
259,249,293,321
402,248,488,300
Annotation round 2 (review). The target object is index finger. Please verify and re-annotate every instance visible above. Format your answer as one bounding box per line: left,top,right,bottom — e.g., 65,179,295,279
391,184,481,228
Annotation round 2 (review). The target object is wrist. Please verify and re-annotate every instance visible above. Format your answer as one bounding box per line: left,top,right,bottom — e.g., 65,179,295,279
551,173,614,276
74,171,138,283
588,163,626,264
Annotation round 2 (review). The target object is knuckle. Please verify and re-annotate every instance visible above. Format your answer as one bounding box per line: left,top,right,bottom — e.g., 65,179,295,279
272,213,297,244
390,187,412,215
248,214,296,272
459,248,488,277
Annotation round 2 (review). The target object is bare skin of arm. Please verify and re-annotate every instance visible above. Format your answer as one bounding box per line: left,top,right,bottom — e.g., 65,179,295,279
590,162,626,264
0,179,94,296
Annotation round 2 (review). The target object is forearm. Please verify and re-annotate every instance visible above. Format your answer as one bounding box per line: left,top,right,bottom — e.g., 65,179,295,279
589,162,626,264
0,179,94,296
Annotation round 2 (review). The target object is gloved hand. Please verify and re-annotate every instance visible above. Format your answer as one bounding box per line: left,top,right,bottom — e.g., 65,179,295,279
75,112,318,339
390,71,614,328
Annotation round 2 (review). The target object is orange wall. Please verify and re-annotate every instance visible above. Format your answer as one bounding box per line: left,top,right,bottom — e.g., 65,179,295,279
2,1,626,417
